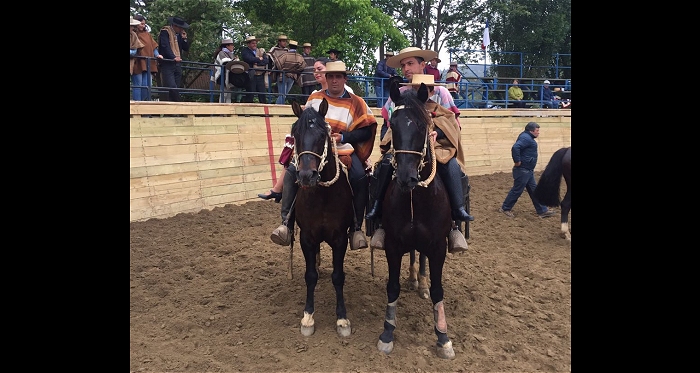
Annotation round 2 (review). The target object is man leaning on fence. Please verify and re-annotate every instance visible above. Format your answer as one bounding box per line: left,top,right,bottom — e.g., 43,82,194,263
158,16,190,102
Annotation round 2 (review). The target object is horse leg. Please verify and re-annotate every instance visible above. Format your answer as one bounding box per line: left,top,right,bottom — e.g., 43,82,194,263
560,189,571,241
418,253,430,299
300,237,320,336
378,250,402,355
330,236,351,337
407,250,419,290
427,250,455,360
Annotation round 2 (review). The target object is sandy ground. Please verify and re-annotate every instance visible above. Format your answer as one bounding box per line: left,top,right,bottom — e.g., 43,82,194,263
130,171,571,372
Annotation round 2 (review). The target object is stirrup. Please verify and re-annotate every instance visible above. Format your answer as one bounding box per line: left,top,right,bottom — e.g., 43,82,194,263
448,229,468,253
369,228,385,250
270,224,291,246
350,230,368,250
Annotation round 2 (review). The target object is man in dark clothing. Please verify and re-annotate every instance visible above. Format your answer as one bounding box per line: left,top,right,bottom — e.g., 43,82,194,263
499,122,555,218
373,51,397,108
240,35,270,104
158,17,190,102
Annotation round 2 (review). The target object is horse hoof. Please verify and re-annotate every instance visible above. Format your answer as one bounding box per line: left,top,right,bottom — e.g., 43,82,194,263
436,340,456,360
336,319,351,337
300,325,315,336
407,280,419,290
377,340,394,354
419,288,430,299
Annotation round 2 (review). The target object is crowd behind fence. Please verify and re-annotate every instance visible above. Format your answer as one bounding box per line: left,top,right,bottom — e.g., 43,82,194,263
130,56,571,109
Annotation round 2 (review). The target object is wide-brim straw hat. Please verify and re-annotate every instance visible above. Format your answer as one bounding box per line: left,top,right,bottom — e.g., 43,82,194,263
323,61,356,74
277,34,288,40
385,51,395,56
130,17,141,26
225,60,250,73
245,35,258,43
302,43,312,47
288,40,298,48
400,74,446,87
387,47,438,68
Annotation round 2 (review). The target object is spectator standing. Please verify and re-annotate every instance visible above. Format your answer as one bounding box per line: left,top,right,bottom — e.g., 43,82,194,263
130,17,145,79
424,57,442,82
445,61,462,99
240,35,270,104
373,51,397,108
211,38,237,103
268,35,289,101
498,122,555,218
274,40,303,104
540,80,561,108
225,60,250,103
299,43,317,101
508,79,527,108
326,48,341,62
157,16,190,102
270,61,377,250
132,15,162,101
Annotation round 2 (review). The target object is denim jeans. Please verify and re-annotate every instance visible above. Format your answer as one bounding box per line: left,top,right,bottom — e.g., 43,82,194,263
275,74,295,104
375,84,387,108
501,166,547,214
131,72,152,101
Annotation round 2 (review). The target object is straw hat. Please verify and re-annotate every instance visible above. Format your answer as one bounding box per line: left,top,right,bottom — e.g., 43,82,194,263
225,60,250,74
323,61,356,74
288,40,298,48
277,34,288,41
386,47,438,68
130,17,141,26
245,35,258,43
400,74,446,87
220,38,234,46
449,61,458,66
385,52,395,57
302,43,312,48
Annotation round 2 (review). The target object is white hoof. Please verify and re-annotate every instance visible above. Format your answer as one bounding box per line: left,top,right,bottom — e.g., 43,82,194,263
377,339,394,354
336,318,351,337
436,340,456,359
419,288,430,299
301,312,315,336
300,324,315,336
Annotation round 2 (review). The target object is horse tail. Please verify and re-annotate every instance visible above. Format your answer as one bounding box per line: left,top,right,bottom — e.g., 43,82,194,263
534,147,568,207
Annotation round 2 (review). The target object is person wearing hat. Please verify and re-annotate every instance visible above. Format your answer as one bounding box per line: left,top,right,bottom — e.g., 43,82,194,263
445,61,462,99
299,43,317,100
211,38,238,103
424,56,442,82
130,17,145,77
271,60,377,251
158,16,190,101
326,48,341,61
366,50,473,252
272,39,305,104
539,79,561,108
132,15,163,101
240,35,271,104
373,51,398,108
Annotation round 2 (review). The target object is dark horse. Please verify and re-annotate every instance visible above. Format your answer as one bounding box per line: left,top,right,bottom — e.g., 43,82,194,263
290,99,354,337
534,146,571,241
376,82,455,359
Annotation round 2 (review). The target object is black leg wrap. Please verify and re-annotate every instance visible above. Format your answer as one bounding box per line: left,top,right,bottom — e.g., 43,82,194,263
365,153,394,221
280,165,298,225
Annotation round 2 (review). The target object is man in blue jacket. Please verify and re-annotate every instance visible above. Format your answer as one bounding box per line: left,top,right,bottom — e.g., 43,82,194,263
499,122,555,218
373,52,397,108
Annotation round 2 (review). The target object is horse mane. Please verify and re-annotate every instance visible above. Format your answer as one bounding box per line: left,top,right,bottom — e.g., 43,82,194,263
392,85,433,132
291,104,329,140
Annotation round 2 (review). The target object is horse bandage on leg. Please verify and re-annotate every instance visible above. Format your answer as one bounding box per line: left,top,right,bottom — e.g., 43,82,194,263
433,301,447,333
385,300,397,327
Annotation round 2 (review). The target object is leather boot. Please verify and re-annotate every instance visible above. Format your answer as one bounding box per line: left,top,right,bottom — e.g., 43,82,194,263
270,167,298,246
439,159,474,222
365,153,393,221
350,173,369,250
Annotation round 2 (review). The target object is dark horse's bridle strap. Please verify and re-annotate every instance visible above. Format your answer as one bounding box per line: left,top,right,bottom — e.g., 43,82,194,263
387,105,437,187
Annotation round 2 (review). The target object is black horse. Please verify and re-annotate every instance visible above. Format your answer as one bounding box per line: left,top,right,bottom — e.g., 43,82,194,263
376,82,456,359
290,99,354,337
534,146,571,241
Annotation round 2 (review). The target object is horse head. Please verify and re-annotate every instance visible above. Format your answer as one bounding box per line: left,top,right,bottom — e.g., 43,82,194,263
388,82,432,191
291,99,330,188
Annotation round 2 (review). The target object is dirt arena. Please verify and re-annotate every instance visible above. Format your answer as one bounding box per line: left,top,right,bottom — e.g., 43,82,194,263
130,171,571,372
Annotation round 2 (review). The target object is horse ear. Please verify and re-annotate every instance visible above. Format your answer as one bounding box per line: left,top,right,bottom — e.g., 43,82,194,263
319,98,329,117
390,80,401,103
418,83,428,102
292,100,303,118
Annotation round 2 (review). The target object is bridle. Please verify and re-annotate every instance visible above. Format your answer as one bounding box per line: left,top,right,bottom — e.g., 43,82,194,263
291,121,345,187
387,105,437,188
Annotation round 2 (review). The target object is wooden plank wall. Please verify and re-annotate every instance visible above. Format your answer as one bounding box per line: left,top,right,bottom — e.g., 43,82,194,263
130,101,571,222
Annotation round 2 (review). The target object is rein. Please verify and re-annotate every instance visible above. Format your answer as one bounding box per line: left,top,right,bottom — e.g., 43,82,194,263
388,105,437,188
291,122,345,187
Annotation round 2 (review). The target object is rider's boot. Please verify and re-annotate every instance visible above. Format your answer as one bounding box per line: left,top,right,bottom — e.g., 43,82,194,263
270,167,298,246
439,159,473,253
365,153,393,250
349,173,369,250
